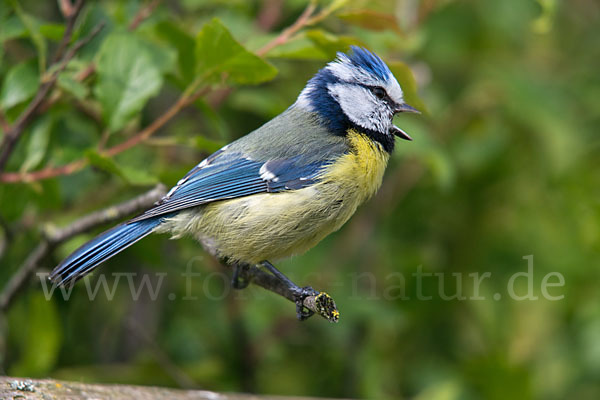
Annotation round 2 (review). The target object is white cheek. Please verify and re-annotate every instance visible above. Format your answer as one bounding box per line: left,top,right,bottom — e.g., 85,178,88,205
328,83,391,133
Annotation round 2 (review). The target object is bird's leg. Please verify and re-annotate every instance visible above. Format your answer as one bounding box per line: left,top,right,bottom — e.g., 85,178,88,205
260,260,318,320
225,259,339,322
231,262,252,289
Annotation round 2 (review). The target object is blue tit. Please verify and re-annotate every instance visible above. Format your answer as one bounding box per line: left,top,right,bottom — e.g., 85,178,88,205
50,46,418,309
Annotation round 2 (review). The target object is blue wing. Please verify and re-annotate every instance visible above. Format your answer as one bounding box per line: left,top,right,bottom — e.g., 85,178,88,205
129,150,332,222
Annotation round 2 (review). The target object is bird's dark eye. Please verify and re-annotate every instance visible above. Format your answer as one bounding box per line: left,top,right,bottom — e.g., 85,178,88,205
371,87,387,100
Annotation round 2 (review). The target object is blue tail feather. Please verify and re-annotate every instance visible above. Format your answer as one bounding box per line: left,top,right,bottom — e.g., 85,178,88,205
50,217,165,286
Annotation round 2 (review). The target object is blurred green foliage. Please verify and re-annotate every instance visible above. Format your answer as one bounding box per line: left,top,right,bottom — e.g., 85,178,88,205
0,0,598,399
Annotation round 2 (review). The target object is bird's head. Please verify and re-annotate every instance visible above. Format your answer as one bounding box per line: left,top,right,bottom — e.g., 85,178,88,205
295,46,418,153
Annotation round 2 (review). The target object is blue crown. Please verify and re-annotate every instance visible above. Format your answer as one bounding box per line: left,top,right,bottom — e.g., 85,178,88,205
343,46,391,81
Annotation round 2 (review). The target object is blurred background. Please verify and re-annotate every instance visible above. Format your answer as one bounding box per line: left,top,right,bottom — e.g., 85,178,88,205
0,0,598,399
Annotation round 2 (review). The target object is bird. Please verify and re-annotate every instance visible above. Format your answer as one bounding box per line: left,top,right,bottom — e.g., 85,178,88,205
50,46,419,319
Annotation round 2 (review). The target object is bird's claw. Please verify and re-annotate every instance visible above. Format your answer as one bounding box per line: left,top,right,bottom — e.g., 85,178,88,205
231,263,251,289
293,286,319,321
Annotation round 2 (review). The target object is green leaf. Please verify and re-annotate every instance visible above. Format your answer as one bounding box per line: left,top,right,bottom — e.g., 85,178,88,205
388,61,427,114
119,165,159,186
305,29,362,59
9,293,62,377
39,23,65,41
531,0,557,34
230,88,288,117
194,135,226,153
266,36,329,60
0,15,26,41
21,114,53,172
73,3,112,62
10,0,47,72
57,73,89,100
338,10,402,33
94,31,176,132
85,149,158,185
85,149,124,178
0,60,39,109
195,18,277,85
155,21,196,85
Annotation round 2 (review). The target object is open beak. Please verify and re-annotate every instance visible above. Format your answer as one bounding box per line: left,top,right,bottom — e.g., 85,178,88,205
394,103,420,114
390,125,413,141
390,103,420,141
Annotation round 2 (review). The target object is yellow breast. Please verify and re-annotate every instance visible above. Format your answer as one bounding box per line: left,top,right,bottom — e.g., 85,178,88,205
320,129,390,204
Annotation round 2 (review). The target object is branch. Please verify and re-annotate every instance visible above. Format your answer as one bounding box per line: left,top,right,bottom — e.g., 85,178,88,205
37,0,156,122
0,85,210,184
129,0,162,31
52,0,84,64
0,242,48,310
0,216,9,260
103,86,210,158
39,0,156,118
0,109,10,133
256,0,344,57
256,0,284,32
0,376,342,399
239,265,340,323
75,62,96,81
0,19,104,172
256,2,317,57
0,184,167,311
58,0,78,18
